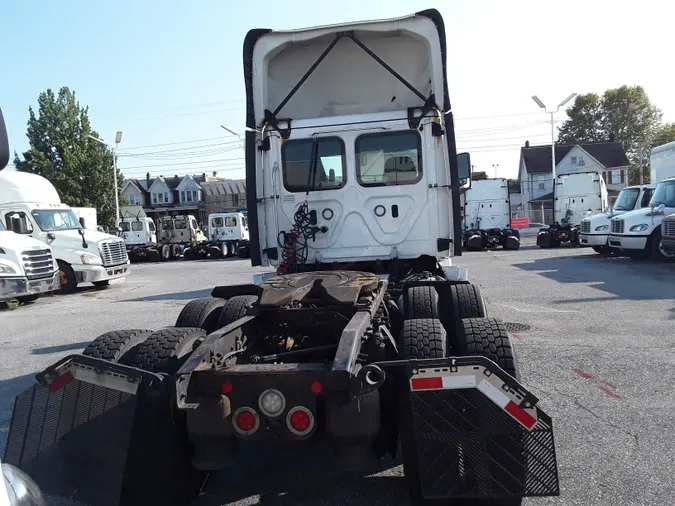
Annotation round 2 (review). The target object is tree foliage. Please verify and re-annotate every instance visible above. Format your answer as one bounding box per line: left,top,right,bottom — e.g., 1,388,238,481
12,87,124,228
557,86,663,185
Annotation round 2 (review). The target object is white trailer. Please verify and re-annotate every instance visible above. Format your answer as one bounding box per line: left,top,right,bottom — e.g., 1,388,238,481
207,212,251,258
608,141,675,260
463,178,520,250
537,171,608,248
579,184,654,254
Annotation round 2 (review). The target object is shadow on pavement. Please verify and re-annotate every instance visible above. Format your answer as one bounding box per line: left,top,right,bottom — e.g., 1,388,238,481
193,448,407,506
30,341,90,355
514,252,675,301
121,288,212,302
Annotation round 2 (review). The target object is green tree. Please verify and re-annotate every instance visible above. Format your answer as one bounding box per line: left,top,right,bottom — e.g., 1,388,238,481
12,87,124,228
557,85,663,185
653,122,675,148
557,93,604,144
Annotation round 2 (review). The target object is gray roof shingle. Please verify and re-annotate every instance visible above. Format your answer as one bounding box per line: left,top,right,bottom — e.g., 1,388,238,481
522,141,629,174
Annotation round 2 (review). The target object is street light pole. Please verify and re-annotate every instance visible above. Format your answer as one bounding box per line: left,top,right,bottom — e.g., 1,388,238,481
531,93,576,223
87,131,123,223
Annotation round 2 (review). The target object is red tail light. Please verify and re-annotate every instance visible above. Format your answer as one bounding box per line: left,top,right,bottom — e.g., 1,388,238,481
286,406,314,436
233,407,259,435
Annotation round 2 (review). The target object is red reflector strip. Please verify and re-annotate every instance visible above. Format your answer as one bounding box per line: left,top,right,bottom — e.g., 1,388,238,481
410,376,443,390
505,400,537,430
47,370,74,392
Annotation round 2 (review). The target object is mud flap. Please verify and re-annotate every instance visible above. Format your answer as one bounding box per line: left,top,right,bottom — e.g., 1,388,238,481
396,356,559,503
3,355,207,506
466,233,484,250
504,235,520,250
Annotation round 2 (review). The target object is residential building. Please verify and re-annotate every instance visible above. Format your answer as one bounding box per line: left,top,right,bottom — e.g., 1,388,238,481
121,171,238,226
518,141,630,223
201,180,247,216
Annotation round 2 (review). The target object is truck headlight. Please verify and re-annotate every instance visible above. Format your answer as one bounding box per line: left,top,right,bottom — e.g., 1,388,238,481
594,225,609,232
0,263,17,275
2,463,46,506
80,253,102,265
629,224,649,232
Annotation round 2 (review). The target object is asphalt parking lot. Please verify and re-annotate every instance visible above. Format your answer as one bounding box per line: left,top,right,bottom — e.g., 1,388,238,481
1,245,674,506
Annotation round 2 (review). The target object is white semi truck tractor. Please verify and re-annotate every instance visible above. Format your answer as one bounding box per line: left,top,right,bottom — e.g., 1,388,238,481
207,211,251,258
0,171,130,293
463,177,520,250
2,10,559,506
608,141,675,261
579,184,654,254
537,171,608,248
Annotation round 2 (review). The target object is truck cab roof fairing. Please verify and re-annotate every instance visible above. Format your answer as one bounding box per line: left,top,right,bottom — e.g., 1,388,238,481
242,9,458,265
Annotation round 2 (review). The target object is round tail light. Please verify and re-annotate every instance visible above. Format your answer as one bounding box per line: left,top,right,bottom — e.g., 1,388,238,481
233,407,259,435
258,389,286,417
286,406,314,436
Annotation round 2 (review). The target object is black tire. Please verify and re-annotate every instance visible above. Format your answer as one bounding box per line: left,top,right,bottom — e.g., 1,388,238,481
82,329,153,365
93,280,110,287
592,246,611,255
217,295,258,329
132,327,206,374
161,244,171,261
148,249,161,262
649,229,675,262
56,260,77,294
454,317,518,380
16,294,40,303
237,245,250,258
450,283,487,320
397,318,446,359
405,285,439,320
175,297,227,334
183,248,196,261
208,245,223,259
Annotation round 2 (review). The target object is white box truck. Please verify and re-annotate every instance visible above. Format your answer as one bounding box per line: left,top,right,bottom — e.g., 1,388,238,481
0,171,130,293
579,184,654,254
537,171,608,248
608,141,675,261
462,178,520,250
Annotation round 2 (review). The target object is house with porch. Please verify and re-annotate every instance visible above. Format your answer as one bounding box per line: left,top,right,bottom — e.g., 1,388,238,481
518,141,630,224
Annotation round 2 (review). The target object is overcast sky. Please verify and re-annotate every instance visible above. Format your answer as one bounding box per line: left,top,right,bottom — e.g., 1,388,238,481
3,0,672,180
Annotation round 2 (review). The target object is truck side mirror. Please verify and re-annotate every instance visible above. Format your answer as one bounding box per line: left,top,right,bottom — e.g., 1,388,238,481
79,217,86,228
0,107,9,171
457,152,470,182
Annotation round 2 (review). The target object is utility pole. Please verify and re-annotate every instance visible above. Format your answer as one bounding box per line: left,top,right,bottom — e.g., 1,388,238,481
532,93,577,224
87,131,123,223
639,142,644,185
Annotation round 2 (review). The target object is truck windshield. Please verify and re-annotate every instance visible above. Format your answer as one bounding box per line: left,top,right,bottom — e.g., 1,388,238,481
162,221,174,230
651,180,675,208
174,219,187,229
613,188,640,211
32,209,81,231
120,222,131,232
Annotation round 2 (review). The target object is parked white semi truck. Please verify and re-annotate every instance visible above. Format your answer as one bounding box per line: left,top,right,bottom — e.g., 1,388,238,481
608,141,675,261
0,171,130,293
579,184,654,254
0,11,559,506
0,217,60,304
462,178,520,250
537,171,608,248
207,211,251,258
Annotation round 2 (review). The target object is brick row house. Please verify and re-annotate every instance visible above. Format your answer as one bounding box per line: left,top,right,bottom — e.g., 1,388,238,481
517,141,630,224
120,172,247,228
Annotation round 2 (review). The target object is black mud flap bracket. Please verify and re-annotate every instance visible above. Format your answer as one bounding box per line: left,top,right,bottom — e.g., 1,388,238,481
3,354,206,506
357,356,560,503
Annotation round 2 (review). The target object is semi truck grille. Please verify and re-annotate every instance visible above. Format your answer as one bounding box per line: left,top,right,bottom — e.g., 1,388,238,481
663,220,675,238
100,240,128,267
611,219,624,234
21,249,55,280
580,221,591,234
